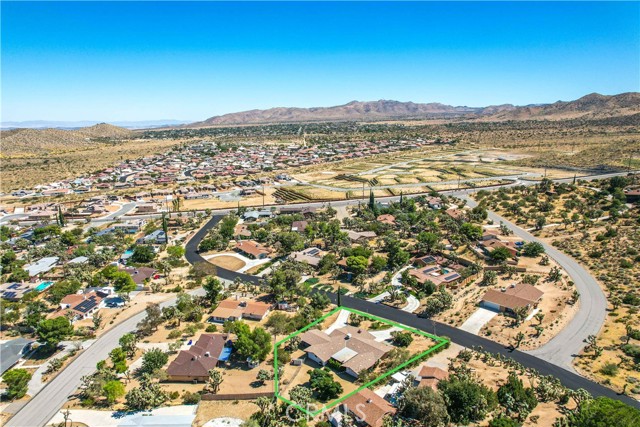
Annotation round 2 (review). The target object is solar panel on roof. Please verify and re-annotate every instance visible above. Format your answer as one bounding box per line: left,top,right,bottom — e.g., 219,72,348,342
422,267,437,274
444,273,461,281
75,298,98,313
8,284,20,289
307,248,319,256
3,292,16,298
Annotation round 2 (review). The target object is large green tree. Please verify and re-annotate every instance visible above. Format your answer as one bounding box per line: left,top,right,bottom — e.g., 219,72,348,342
398,386,450,427
438,376,498,424
2,369,32,400
37,316,73,348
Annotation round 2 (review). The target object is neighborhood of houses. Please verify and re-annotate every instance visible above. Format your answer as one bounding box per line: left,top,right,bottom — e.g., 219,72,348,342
2,170,610,427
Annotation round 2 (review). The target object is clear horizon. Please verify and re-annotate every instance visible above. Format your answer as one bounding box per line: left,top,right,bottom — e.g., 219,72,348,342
2,1,639,122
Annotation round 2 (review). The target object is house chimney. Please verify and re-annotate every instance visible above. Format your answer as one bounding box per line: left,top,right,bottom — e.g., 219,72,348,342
367,399,372,403
205,352,210,357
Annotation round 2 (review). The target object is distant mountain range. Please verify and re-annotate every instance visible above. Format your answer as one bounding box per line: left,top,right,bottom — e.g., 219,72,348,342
0,119,191,130
186,92,640,127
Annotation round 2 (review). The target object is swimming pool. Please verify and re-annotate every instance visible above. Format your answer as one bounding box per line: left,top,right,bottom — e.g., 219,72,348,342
35,281,54,292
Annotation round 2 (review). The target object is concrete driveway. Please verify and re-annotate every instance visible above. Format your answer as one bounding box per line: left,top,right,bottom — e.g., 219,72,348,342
459,307,499,335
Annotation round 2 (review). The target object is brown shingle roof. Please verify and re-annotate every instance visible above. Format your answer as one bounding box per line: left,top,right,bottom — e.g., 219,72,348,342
341,388,396,427
482,283,544,310
304,326,390,375
167,334,228,379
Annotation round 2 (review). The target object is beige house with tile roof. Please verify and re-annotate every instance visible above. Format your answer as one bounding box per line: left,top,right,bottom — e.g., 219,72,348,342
300,325,391,378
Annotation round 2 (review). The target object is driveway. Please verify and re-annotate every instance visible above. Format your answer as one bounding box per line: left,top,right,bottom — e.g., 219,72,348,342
325,309,350,335
402,294,420,313
459,307,499,335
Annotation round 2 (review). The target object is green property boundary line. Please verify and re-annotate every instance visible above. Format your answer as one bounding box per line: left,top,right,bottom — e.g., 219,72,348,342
273,306,449,417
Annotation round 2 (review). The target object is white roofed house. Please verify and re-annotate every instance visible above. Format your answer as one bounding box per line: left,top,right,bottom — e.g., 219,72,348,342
24,257,59,278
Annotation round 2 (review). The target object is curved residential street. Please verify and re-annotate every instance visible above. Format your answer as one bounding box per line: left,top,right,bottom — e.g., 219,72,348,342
6,171,637,426
463,196,608,372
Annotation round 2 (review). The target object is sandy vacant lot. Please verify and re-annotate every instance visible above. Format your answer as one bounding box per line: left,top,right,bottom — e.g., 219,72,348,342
207,255,246,271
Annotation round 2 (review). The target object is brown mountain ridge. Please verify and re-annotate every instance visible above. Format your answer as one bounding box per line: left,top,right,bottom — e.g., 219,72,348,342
187,92,640,127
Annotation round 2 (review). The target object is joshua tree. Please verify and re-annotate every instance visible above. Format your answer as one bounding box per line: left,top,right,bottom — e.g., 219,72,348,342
514,332,525,349
206,369,224,394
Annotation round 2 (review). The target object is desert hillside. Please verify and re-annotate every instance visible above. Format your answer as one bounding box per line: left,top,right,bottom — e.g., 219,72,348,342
1,123,135,155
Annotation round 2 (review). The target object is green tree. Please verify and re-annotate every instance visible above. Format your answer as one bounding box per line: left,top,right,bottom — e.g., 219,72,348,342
489,415,521,427
438,377,498,424
559,396,640,427
119,333,138,358
346,255,368,276
110,347,128,373
308,368,343,401
391,331,414,347
2,369,32,400
48,279,82,304
522,242,545,257
139,348,168,375
206,369,224,394
289,385,313,407
37,317,73,349
460,222,483,241
102,380,125,405
125,383,167,410
497,372,538,421
398,385,450,427
166,245,185,261
490,246,512,263
113,271,137,295
131,245,156,263
203,276,223,304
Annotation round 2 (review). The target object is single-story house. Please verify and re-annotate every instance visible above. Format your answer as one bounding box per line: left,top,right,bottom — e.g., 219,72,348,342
0,338,34,375
138,230,167,244
426,196,443,210
167,334,231,382
120,267,157,288
112,220,146,234
344,230,377,243
416,365,449,391
24,257,59,278
290,220,309,233
300,326,391,378
481,283,544,316
337,388,396,427
478,238,518,257
289,247,326,267
0,282,36,301
234,224,252,239
50,291,105,321
209,298,272,323
235,240,272,260
376,214,396,225
624,188,640,203
242,210,272,222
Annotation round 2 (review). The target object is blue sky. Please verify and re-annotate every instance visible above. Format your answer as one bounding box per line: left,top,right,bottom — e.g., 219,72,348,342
2,1,639,122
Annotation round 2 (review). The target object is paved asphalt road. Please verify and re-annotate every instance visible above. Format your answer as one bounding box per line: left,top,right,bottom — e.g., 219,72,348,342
7,170,637,426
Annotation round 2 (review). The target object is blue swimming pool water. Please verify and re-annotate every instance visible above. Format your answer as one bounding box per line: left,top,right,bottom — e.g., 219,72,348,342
35,281,54,292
